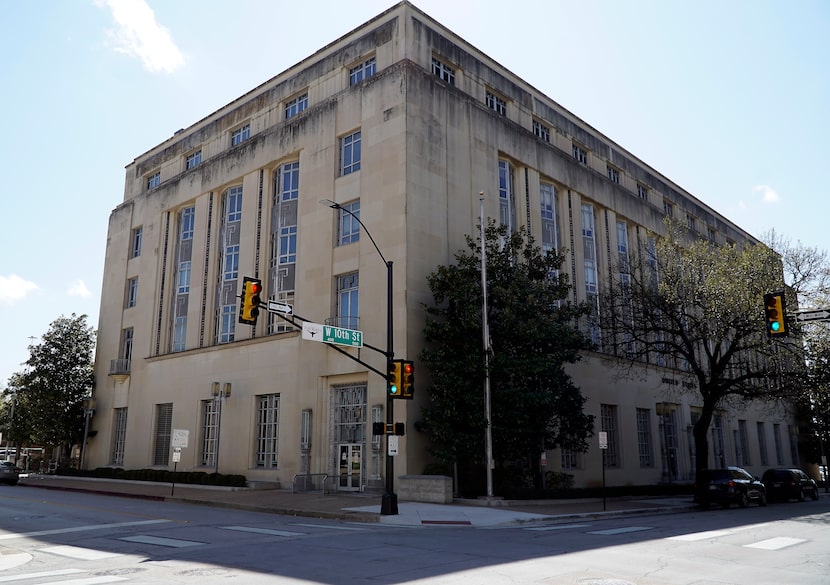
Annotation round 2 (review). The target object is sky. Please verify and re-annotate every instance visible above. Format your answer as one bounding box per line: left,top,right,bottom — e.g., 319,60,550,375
0,0,828,388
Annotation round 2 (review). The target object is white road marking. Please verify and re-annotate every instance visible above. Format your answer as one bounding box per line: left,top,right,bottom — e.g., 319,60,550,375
221,525,306,537
119,535,204,548
291,523,367,531
0,569,84,582
0,519,170,541
668,529,739,541
39,577,127,585
744,537,807,550
588,526,653,535
525,523,593,531
41,545,122,560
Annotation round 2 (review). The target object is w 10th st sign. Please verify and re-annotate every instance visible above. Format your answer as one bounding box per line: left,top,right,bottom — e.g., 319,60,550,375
302,322,363,348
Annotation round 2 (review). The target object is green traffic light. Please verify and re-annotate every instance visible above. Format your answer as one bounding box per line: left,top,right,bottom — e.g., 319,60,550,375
770,322,780,332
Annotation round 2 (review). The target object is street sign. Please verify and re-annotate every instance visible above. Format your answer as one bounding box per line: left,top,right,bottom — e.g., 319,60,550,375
301,322,363,348
267,300,293,315
172,429,189,448
794,309,830,323
171,447,181,463
598,431,608,450
388,435,399,456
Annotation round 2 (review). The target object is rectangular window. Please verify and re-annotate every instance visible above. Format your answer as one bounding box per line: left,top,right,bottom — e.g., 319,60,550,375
486,91,506,115
255,394,280,468
121,327,133,362
636,408,653,468
663,200,674,218
200,399,219,467
498,160,515,232
686,213,696,231
278,162,299,201
111,407,127,466
279,226,296,264
582,205,598,295
223,244,239,280
540,182,558,259
601,404,620,468
336,272,359,330
219,304,235,343
708,227,716,243
181,207,195,240
773,423,784,465
637,183,648,199
533,120,550,142
337,200,360,246
617,221,630,286
607,165,620,183
131,227,143,258
757,421,768,466
126,277,138,308
177,261,191,294
153,403,173,466
561,447,579,470
226,186,243,222
431,57,455,85
573,145,587,164
349,57,376,85
172,316,186,352
186,150,202,170
284,93,308,119
340,130,361,175
147,171,160,190
231,123,250,146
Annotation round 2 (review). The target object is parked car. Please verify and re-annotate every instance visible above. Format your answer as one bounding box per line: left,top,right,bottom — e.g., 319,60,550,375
695,466,767,508
762,468,819,502
0,461,20,486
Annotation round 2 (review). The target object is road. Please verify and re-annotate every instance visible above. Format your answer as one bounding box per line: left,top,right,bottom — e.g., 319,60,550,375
1,484,828,584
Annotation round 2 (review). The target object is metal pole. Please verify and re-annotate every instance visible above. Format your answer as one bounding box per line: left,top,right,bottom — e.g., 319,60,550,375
214,394,222,474
381,259,398,515
480,194,494,498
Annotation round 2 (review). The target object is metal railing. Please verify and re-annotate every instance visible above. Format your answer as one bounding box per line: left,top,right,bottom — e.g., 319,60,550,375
292,473,331,495
109,358,131,376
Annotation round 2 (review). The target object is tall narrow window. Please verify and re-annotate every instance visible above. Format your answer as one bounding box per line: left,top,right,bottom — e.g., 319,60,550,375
498,160,515,233
617,221,630,287
171,206,194,353
181,207,195,240
340,130,361,175
200,399,219,467
231,124,250,146
126,277,138,308
540,182,558,257
582,205,598,295
337,200,360,246
757,422,768,466
284,93,308,119
255,394,280,468
153,403,173,466
349,57,376,85
217,187,242,344
738,420,750,466
147,171,160,190
177,261,191,294
601,404,620,468
279,226,296,264
636,408,653,468
336,272,359,330
111,407,127,466
773,423,784,465
131,227,143,258
269,164,299,335
120,327,133,362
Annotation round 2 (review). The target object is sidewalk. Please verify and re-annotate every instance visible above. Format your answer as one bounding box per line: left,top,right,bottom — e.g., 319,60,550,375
16,474,698,527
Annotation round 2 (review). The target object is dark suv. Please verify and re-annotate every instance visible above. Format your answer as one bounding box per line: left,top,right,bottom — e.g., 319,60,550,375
762,468,819,502
695,466,767,508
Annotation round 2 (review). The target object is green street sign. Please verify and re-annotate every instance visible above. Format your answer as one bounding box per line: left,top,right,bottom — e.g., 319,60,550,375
322,325,363,348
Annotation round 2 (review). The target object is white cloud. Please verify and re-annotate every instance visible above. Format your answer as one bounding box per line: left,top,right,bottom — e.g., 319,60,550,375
96,0,185,73
0,274,39,305
752,184,781,204
68,280,92,298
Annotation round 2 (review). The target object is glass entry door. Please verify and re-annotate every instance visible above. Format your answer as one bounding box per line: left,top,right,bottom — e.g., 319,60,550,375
338,443,362,491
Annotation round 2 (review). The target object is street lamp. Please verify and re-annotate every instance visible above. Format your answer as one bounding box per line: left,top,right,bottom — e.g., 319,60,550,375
321,198,397,515
211,382,232,473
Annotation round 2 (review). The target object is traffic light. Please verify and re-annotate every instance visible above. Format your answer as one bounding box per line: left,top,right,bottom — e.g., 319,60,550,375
401,360,414,399
763,291,787,337
372,422,386,436
239,276,262,325
388,360,402,397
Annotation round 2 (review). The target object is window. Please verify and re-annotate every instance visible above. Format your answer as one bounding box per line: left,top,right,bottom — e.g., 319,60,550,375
607,165,620,183
153,403,173,466
349,57,376,85
340,130,361,176
279,226,296,264
177,261,191,294
278,162,299,200
773,423,784,465
498,160,515,232
181,207,195,240
636,408,653,467
601,404,620,468
224,244,239,280
663,200,674,218
120,327,133,362
337,200,360,246
219,304,235,343
186,150,202,169
686,213,696,231
147,171,160,190
582,205,598,295
336,272,359,330
226,186,243,222
573,145,587,164
255,394,280,468
637,183,648,199
126,277,138,308
231,124,250,146
111,408,127,466
284,93,308,119
540,182,559,264
172,316,186,352
431,57,455,85
561,446,579,470
131,227,142,258
200,399,219,467
737,420,750,466
486,91,506,116
533,120,550,142
708,227,716,243
617,221,630,287
757,422,768,466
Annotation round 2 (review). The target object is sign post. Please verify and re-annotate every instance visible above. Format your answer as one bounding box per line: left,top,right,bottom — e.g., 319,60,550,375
598,431,608,511
171,430,189,496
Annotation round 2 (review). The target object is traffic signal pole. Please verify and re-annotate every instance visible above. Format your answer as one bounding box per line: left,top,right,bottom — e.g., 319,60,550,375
382,259,398,515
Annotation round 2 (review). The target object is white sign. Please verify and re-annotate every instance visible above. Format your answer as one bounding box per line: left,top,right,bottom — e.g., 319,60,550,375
302,322,324,341
171,447,181,463
172,429,189,448
267,300,293,315
388,435,399,456
598,431,608,450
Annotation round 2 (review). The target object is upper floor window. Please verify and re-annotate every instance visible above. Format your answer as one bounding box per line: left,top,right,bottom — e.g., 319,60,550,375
533,120,550,142
663,200,674,218
687,214,696,231
186,150,202,170
340,130,361,176
432,57,455,86
181,207,195,240
231,124,250,146
131,227,143,258
498,159,515,232
177,261,191,294
637,183,649,199
337,200,360,246
278,162,299,201
336,272,359,330
607,165,620,184
284,93,308,119
226,186,243,222
708,227,716,242
486,91,506,116
147,171,160,190
126,277,138,308
349,57,376,85
573,145,587,164
279,226,296,265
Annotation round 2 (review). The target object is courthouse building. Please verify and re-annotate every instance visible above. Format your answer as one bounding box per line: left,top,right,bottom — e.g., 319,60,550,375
87,1,800,490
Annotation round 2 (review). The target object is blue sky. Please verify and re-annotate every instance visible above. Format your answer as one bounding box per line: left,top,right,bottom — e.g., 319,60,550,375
1,0,828,388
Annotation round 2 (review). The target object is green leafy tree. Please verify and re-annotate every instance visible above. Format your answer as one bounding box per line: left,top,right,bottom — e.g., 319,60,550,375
599,221,808,474
418,221,594,493
18,314,96,462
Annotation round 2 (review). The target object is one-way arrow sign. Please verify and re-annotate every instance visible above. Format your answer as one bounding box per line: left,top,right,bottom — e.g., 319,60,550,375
267,300,293,315
794,309,830,323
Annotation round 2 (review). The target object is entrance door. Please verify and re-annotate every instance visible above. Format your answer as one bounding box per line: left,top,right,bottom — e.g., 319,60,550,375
338,444,362,491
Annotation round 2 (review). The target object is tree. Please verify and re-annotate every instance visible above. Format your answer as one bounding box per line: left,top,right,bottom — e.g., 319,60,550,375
599,221,807,474
17,314,96,462
418,221,594,493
